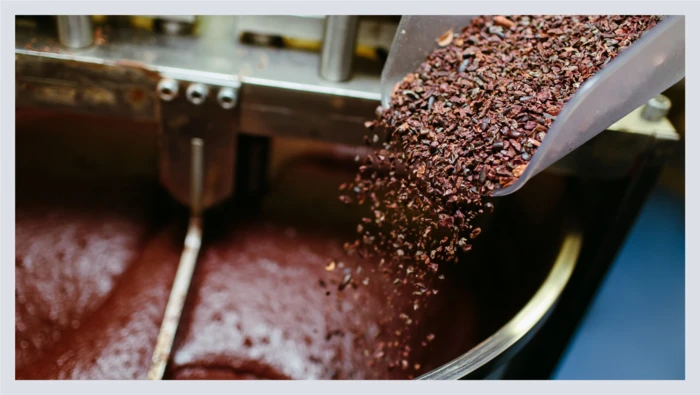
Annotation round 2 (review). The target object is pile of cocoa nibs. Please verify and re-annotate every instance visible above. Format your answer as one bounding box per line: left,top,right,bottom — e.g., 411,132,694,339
338,15,661,371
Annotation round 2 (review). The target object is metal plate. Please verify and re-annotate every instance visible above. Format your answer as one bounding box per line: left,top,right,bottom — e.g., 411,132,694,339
158,79,238,209
15,19,679,179
16,54,159,121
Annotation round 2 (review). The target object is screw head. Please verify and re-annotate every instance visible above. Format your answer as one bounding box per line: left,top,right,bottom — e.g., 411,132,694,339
186,83,209,105
217,87,238,110
157,79,179,102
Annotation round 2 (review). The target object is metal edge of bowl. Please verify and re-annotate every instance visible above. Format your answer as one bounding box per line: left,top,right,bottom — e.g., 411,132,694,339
417,230,583,380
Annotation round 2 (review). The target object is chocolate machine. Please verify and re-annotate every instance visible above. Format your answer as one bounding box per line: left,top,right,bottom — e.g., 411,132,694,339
14,15,683,380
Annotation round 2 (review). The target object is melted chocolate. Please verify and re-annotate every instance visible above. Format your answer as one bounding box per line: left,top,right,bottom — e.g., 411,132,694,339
16,113,561,380
17,224,183,379
168,157,481,379
15,110,170,379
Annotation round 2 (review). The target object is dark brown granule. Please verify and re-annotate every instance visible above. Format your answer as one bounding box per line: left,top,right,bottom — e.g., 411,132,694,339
340,15,661,370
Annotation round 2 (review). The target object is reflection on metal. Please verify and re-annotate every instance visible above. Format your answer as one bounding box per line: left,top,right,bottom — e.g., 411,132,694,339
157,78,179,102
185,83,209,106
217,87,238,110
320,16,360,82
148,138,204,380
57,16,93,49
190,139,204,216
419,231,583,380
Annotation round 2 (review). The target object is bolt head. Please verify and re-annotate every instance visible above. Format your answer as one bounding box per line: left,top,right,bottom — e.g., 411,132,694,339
217,87,238,110
157,79,179,102
186,83,209,105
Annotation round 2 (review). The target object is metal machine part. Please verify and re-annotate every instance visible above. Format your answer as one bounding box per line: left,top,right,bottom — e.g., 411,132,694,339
235,15,396,52
185,83,209,106
157,78,179,102
56,16,93,49
149,138,204,380
319,16,360,82
156,74,240,210
642,94,673,122
16,17,380,208
217,87,238,110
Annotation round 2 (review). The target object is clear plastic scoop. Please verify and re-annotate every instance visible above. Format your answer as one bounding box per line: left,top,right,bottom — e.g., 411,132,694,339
380,16,685,196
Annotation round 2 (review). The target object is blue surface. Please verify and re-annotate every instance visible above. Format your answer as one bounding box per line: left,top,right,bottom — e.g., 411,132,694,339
553,187,685,380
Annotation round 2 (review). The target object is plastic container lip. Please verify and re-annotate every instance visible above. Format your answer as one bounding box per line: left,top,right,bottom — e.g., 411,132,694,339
380,15,685,197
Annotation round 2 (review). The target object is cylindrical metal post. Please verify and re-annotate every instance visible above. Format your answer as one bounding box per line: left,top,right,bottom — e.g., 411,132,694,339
190,138,204,217
641,94,672,122
57,16,93,49
319,16,359,82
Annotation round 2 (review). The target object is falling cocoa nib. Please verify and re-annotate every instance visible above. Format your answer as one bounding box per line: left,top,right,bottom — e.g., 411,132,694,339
338,273,352,291
437,29,454,47
342,15,659,269
338,15,660,373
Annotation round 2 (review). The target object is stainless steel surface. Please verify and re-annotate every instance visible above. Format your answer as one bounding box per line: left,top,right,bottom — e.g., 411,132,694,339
237,15,326,42
157,78,179,102
57,16,93,49
16,54,159,121
235,15,396,51
16,18,379,146
320,16,360,82
185,83,209,105
148,138,204,380
15,19,679,180
420,232,583,379
217,86,238,110
642,94,672,122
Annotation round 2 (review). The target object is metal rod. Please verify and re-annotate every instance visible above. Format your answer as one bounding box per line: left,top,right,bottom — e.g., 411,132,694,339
148,138,204,380
57,16,93,49
190,138,204,216
319,16,359,82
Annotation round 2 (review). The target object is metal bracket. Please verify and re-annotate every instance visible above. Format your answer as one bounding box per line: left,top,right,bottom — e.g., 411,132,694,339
157,75,241,210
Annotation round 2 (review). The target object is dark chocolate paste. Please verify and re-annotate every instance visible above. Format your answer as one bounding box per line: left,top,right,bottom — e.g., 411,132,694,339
16,113,561,380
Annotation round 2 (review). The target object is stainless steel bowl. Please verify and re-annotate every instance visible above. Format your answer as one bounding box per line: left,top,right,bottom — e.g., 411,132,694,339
420,232,582,379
